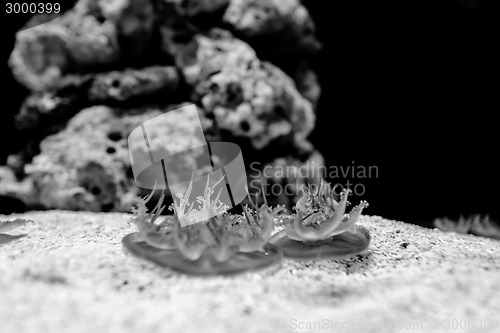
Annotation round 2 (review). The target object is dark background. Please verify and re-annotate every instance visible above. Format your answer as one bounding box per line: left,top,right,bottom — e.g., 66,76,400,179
1,0,498,226
305,0,499,226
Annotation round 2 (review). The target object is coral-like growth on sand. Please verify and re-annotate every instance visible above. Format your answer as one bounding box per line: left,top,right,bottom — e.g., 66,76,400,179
171,175,230,226
0,218,34,245
0,218,33,233
130,187,278,263
175,191,277,262
129,179,371,266
276,181,369,244
434,214,500,240
130,188,177,250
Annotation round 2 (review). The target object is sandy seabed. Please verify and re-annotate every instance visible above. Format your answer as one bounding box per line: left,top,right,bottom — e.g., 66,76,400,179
1,211,500,333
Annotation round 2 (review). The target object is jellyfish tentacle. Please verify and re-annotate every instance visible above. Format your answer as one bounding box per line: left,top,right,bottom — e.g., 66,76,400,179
294,185,311,214
292,211,324,241
328,201,369,237
174,222,205,261
311,188,351,238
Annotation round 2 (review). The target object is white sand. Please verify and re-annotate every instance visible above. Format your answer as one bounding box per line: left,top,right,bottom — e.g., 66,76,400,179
1,211,500,333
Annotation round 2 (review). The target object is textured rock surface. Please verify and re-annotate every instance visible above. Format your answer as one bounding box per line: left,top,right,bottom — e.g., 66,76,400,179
9,24,75,91
9,0,157,91
162,29,257,85
15,75,93,130
224,0,317,43
0,167,38,207
224,0,321,67
15,66,180,131
23,105,169,211
293,63,321,107
164,0,230,17
193,44,315,149
97,0,156,58
162,27,316,149
4,0,322,212
10,13,120,91
1,211,499,332
88,66,180,102
18,103,218,211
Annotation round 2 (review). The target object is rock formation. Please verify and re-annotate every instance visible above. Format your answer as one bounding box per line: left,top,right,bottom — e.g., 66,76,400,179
1,0,323,212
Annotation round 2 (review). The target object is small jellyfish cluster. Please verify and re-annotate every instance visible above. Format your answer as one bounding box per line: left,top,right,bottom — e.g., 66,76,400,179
125,181,371,275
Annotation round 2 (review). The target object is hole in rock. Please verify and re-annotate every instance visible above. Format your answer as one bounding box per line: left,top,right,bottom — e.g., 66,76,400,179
240,121,250,132
108,131,122,142
111,79,120,88
102,203,114,212
173,33,191,44
91,186,102,195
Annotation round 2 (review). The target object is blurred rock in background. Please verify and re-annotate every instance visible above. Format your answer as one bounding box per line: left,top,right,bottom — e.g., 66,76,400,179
0,0,323,212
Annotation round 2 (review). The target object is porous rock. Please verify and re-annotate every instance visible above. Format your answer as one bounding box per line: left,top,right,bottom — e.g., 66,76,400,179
10,13,120,91
293,63,321,107
160,29,315,149
9,23,74,91
0,167,38,208
9,0,159,91
15,75,92,130
9,99,322,212
88,66,180,102
23,104,211,212
97,0,155,57
160,28,315,150
224,0,321,60
195,55,315,149
161,29,257,85
5,0,324,212
15,66,180,131
162,0,230,17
